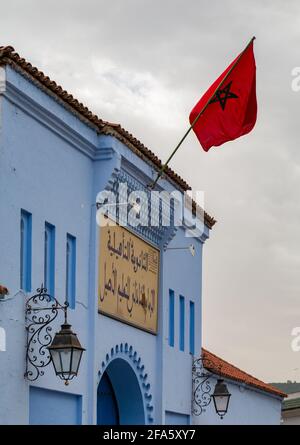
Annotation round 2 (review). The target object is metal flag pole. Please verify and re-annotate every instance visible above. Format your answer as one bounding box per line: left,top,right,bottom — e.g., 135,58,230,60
148,36,256,190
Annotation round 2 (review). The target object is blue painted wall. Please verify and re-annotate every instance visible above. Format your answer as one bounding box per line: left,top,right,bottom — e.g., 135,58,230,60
193,375,282,425
165,411,190,425
29,387,82,425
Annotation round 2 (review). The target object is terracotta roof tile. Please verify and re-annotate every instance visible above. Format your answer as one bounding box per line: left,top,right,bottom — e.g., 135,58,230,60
202,348,286,398
0,45,216,229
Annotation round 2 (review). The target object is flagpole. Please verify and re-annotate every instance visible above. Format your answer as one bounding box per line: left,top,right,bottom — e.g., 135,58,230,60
149,36,256,189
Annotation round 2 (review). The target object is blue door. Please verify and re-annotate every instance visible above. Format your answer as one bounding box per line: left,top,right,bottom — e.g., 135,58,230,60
97,371,119,425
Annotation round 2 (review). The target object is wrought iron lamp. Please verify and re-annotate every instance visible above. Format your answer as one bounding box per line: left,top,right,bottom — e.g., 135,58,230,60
25,286,85,385
47,314,85,385
211,378,231,419
192,355,231,419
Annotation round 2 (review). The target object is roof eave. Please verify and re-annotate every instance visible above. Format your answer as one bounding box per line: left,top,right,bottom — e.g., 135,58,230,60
0,46,216,229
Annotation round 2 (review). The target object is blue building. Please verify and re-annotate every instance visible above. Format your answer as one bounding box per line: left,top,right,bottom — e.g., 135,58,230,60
0,46,284,425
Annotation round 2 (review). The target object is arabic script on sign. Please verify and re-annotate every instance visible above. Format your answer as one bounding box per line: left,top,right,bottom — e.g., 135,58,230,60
98,218,159,334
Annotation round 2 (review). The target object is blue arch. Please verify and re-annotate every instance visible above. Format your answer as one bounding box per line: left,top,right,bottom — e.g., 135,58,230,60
97,343,154,424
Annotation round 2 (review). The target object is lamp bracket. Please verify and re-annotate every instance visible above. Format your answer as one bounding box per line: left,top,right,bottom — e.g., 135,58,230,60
192,355,222,416
24,286,68,382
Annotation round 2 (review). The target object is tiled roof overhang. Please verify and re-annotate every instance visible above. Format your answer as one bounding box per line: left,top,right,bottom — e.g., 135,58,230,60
202,348,286,398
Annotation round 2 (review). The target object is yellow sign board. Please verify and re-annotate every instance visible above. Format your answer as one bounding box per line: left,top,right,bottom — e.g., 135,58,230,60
98,218,159,334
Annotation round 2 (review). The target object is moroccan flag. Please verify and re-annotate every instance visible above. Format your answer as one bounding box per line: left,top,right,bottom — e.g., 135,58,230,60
189,39,257,152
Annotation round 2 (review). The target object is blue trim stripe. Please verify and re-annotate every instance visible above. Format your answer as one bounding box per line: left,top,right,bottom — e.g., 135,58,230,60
168,289,175,347
44,222,55,297
66,233,76,309
179,295,185,352
20,209,32,292
189,301,195,355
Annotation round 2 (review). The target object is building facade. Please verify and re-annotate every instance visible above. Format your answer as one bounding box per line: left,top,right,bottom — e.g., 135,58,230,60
0,46,215,425
0,46,284,425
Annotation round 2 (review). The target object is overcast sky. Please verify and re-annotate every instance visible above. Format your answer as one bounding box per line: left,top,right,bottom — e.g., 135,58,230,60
2,0,300,382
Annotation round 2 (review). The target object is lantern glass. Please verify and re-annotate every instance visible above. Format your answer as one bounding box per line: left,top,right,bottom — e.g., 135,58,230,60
71,349,83,374
61,348,72,372
50,348,63,374
48,322,85,384
212,379,231,419
213,394,230,414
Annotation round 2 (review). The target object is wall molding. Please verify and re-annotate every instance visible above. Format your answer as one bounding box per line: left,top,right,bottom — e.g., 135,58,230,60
4,81,97,159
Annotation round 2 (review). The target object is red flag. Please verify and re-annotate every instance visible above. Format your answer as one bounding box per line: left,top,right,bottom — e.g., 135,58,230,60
189,39,257,152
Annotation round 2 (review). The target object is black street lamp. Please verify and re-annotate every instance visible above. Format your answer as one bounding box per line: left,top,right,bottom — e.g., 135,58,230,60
25,286,85,384
211,378,231,419
192,356,232,419
48,320,85,385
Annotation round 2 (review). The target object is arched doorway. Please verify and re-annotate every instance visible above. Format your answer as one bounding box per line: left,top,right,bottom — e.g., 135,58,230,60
97,358,145,425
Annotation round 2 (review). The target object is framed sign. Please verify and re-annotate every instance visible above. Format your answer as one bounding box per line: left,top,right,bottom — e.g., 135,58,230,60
98,218,159,334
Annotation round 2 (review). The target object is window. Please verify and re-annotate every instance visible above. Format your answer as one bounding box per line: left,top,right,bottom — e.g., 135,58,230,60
20,209,32,291
44,222,55,297
66,234,76,309
179,295,185,351
189,301,195,355
168,289,175,347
